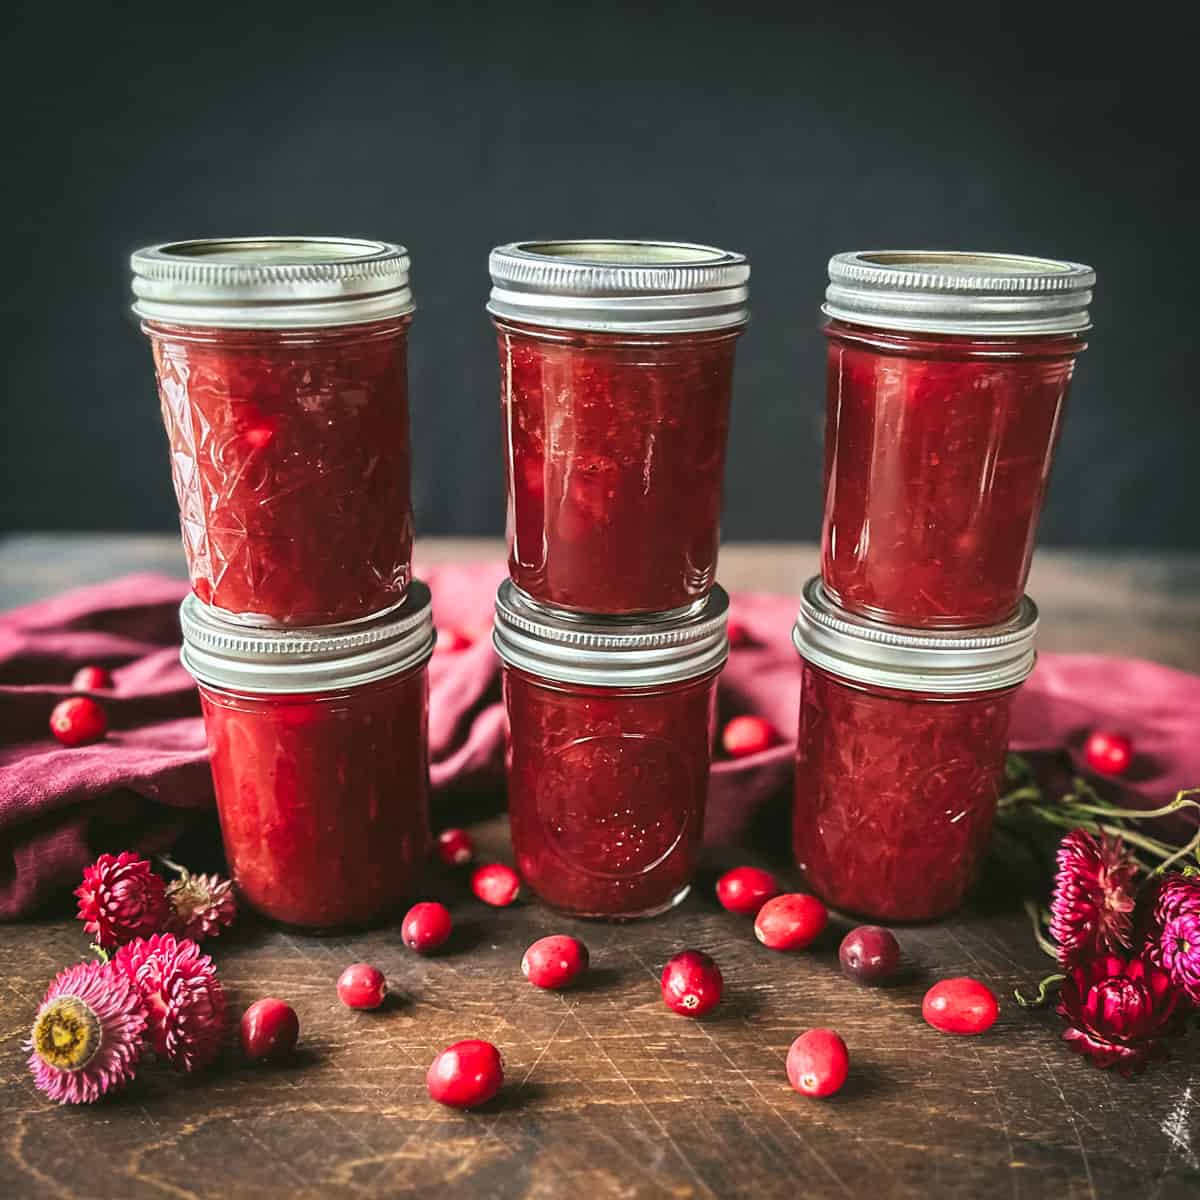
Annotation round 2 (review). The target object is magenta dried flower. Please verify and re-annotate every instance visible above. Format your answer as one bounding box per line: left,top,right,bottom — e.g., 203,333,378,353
75,851,168,950
1048,831,1136,969
1146,873,1200,1004
28,960,147,1104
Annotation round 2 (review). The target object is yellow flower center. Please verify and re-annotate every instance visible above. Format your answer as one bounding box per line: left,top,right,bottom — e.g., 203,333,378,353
32,997,101,1071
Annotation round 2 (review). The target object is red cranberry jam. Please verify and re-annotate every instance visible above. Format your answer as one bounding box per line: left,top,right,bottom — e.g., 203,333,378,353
180,582,434,930
132,238,416,627
820,251,1093,628
791,577,1039,921
489,240,748,615
493,580,729,917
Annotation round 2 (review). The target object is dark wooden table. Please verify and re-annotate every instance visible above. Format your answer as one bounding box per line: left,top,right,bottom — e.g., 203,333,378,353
2,535,1199,1200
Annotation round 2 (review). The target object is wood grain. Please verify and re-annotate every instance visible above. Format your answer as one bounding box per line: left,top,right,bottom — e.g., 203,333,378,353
1,535,1199,1199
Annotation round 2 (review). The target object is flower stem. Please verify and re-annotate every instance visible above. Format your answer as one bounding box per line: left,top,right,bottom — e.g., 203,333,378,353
1024,899,1058,960
1014,973,1066,1008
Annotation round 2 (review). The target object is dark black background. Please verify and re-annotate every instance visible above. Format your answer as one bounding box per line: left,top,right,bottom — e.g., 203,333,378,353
2,3,1192,546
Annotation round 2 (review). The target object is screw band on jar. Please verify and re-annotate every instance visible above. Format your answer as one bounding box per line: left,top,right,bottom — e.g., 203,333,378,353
791,577,1039,694
823,250,1094,337
488,240,749,332
493,579,729,688
180,580,435,694
131,237,414,329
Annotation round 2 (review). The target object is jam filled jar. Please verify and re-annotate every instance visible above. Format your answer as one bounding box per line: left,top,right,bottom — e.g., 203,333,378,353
180,582,434,930
821,251,1094,628
132,238,416,627
791,577,1039,921
494,580,729,917
489,240,749,615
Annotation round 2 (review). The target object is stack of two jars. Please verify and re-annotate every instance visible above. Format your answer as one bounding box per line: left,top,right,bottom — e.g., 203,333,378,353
488,241,750,919
131,238,435,931
795,251,1096,923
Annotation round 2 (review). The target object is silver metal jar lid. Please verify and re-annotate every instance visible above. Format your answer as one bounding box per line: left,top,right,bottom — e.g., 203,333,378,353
493,580,729,688
487,240,749,333
180,581,434,694
131,237,414,329
824,250,1094,336
792,577,1038,695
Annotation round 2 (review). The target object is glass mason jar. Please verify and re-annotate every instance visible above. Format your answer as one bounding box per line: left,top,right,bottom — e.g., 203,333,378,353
180,582,434,930
489,240,749,615
791,577,1039,921
821,251,1094,628
493,580,729,917
132,238,416,627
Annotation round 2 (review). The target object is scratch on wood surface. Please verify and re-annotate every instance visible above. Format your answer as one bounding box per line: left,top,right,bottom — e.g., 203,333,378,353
8,1111,77,1200
1034,1046,1096,1200
1161,1086,1197,1169
968,1040,1019,1200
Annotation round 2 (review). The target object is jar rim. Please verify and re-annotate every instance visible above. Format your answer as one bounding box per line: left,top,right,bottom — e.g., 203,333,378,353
493,580,729,687
131,236,415,329
180,581,434,694
792,577,1038,694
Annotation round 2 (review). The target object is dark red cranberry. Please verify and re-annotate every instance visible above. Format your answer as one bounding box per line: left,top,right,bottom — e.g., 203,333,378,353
49,696,108,747
721,715,778,759
401,902,453,954
472,863,520,907
726,619,751,648
426,1039,504,1108
436,628,473,654
437,827,475,866
839,925,901,984
754,893,828,951
240,998,300,1061
337,963,387,1010
1084,730,1133,777
715,866,778,916
661,950,723,1016
922,978,999,1035
787,1029,849,1097
522,935,589,989
71,665,113,691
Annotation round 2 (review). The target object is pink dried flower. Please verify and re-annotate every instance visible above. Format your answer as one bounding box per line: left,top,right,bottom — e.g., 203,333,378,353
1146,873,1200,1004
1048,831,1136,969
27,960,147,1104
1056,952,1183,1075
166,871,237,941
75,851,168,950
114,934,227,1072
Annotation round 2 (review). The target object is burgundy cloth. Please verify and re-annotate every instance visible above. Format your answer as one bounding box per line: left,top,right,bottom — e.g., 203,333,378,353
3,567,1198,919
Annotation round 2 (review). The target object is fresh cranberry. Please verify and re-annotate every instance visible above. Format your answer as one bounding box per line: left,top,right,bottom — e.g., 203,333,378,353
715,866,778,916
472,863,521,907
721,715,777,759
726,619,751,648
49,696,108,747
787,1029,849,1097
240,998,300,1061
401,902,453,954
522,935,589,989
426,1039,504,1108
1084,730,1134,777
839,925,901,984
337,963,387,1010
71,665,113,691
436,629,473,654
754,893,828,951
922,977,999,1035
437,827,475,867
660,950,723,1016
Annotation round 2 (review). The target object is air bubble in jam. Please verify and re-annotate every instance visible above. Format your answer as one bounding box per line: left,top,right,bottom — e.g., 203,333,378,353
821,321,1084,628
146,318,414,626
497,321,739,614
504,667,719,917
792,661,1016,922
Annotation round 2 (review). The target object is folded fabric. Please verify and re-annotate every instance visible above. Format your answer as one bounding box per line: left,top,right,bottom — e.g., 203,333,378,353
2,568,1198,920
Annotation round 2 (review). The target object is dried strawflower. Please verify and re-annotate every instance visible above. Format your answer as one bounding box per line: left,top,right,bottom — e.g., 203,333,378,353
165,870,236,942
114,934,226,1072
75,851,168,950
1056,952,1182,1075
27,960,147,1104
1048,831,1136,969
1146,873,1200,1005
